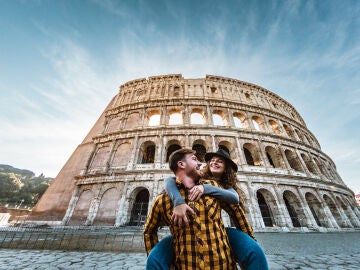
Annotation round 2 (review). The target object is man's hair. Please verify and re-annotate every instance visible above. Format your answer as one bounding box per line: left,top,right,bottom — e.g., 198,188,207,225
168,148,195,173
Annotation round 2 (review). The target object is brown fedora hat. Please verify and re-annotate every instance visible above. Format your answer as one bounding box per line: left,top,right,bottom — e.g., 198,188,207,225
204,149,238,172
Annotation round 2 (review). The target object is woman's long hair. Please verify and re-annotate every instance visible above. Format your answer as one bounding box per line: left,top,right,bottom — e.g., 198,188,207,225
201,162,237,189
201,161,246,210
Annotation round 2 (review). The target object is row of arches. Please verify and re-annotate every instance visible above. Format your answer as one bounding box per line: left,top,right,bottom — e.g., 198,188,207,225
117,77,301,123
133,140,338,181
105,107,317,148
253,188,360,229
88,137,338,182
66,183,360,230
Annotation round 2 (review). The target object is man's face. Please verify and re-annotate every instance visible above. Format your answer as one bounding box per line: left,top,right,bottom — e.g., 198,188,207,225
180,153,202,183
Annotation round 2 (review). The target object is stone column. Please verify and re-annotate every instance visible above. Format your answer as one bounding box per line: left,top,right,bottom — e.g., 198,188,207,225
295,149,310,175
206,105,213,126
160,106,167,126
315,189,339,229
115,181,129,226
256,140,269,167
183,105,190,126
127,135,139,170
235,138,246,166
278,145,292,170
211,135,217,151
329,193,353,228
295,187,319,228
246,182,264,229
273,185,293,227
61,186,81,225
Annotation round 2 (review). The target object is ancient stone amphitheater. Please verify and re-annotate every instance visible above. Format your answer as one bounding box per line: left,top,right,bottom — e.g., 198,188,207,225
32,74,360,231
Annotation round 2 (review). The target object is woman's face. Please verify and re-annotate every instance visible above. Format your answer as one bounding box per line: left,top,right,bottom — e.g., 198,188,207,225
209,156,226,178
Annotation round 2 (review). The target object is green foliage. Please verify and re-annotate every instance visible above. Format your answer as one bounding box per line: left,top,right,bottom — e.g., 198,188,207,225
0,164,53,208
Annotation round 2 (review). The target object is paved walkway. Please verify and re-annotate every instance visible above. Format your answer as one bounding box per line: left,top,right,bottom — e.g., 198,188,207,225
0,232,359,269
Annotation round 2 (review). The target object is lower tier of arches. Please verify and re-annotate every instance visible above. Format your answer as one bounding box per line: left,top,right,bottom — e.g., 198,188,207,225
62,175,360,231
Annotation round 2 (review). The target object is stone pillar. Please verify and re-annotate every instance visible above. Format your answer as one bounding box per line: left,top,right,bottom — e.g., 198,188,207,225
211,135,217,151
315,189,339,229
295,187,319,228
273,185,293,227
246,182,263,229
115,181,129,226
256,140,269,167
127,135,139,170
295,149,310,175
206,105,213,126
61,186,81,225
278,145,292,170
160,106,167,126
329,193,353,228
183,105,190,126
227,108,235,128
235,138,246,166
86,196,101,225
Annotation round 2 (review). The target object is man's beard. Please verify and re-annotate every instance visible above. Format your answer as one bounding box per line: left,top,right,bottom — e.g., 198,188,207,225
186,166,201,182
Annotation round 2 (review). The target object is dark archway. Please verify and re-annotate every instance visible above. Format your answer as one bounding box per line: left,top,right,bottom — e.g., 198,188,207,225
129,189,150,226
283,195,301,227
257,191,275,227
192,144,206,162
166,144,181,162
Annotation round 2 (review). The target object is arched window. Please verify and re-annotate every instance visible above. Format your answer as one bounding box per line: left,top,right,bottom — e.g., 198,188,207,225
252,116,264,131
244,148,254,165
243,143,262,166
213,114,224,126
283,124,296,139
192,144,206,162
139,142,156,164
166,144,181,162
265,146,282,168
269,120,281,134
285,149,304,172
300,153,317,174
129,189,150,226
257,191,275,227
169,112,183,125
191,112,205,125
233,113,247,129
148,113,160,126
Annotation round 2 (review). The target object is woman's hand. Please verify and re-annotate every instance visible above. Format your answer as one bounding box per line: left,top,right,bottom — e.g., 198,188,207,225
188,185,204,201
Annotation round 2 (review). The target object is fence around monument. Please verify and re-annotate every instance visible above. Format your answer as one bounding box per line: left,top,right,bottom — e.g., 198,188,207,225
1,212,355,252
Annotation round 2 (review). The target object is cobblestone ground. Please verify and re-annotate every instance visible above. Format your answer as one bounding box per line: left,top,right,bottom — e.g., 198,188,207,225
0,232,359,270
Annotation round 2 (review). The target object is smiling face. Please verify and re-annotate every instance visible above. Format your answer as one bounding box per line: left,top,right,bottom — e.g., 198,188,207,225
209,156,226,178
181,153,202,180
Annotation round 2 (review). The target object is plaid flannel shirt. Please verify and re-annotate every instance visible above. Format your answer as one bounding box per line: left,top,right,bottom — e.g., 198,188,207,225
144,179,245,270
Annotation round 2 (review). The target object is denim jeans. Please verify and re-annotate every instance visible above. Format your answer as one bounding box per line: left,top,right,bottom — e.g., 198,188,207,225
146,227,268,270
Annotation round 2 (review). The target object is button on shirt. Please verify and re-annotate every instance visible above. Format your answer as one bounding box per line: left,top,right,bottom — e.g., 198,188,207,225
144,179,237,270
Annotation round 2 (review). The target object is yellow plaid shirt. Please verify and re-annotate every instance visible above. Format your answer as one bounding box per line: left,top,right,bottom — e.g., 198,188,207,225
144,179,254,269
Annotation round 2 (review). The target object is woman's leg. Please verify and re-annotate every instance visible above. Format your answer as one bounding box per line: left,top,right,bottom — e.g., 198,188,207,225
146,235,175,270
226,227,268,270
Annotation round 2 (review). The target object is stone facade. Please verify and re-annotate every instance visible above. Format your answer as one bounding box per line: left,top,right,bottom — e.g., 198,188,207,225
32,74,360,231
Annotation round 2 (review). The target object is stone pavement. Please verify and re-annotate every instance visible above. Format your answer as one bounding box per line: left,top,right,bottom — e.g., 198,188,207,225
0,232,359,269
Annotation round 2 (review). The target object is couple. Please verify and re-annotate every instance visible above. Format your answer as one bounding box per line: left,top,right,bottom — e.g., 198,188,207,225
143,148,268,269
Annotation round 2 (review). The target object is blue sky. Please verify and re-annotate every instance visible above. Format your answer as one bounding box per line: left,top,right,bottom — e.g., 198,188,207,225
0,0,359,193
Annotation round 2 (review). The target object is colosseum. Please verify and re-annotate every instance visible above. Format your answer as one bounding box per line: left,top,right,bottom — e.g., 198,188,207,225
32,74,360,231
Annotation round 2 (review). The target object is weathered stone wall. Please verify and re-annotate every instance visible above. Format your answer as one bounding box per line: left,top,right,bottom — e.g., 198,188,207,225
32,74,360,231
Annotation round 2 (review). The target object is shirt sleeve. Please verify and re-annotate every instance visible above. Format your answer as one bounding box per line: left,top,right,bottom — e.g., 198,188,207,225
220,201,256,241
164,176,186,206
143,196,163,255
202,185,239,204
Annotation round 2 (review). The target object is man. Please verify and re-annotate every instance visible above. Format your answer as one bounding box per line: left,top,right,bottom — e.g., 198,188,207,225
143,148,237,269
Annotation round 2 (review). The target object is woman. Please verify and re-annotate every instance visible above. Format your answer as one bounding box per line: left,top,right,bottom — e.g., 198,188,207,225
146,149,268,270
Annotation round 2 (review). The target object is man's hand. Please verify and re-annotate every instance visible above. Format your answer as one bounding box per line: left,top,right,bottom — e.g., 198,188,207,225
171,203,195,227
188,185,204,201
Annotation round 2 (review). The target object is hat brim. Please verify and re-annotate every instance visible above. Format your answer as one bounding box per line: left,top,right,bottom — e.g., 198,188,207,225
204,152,238,172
